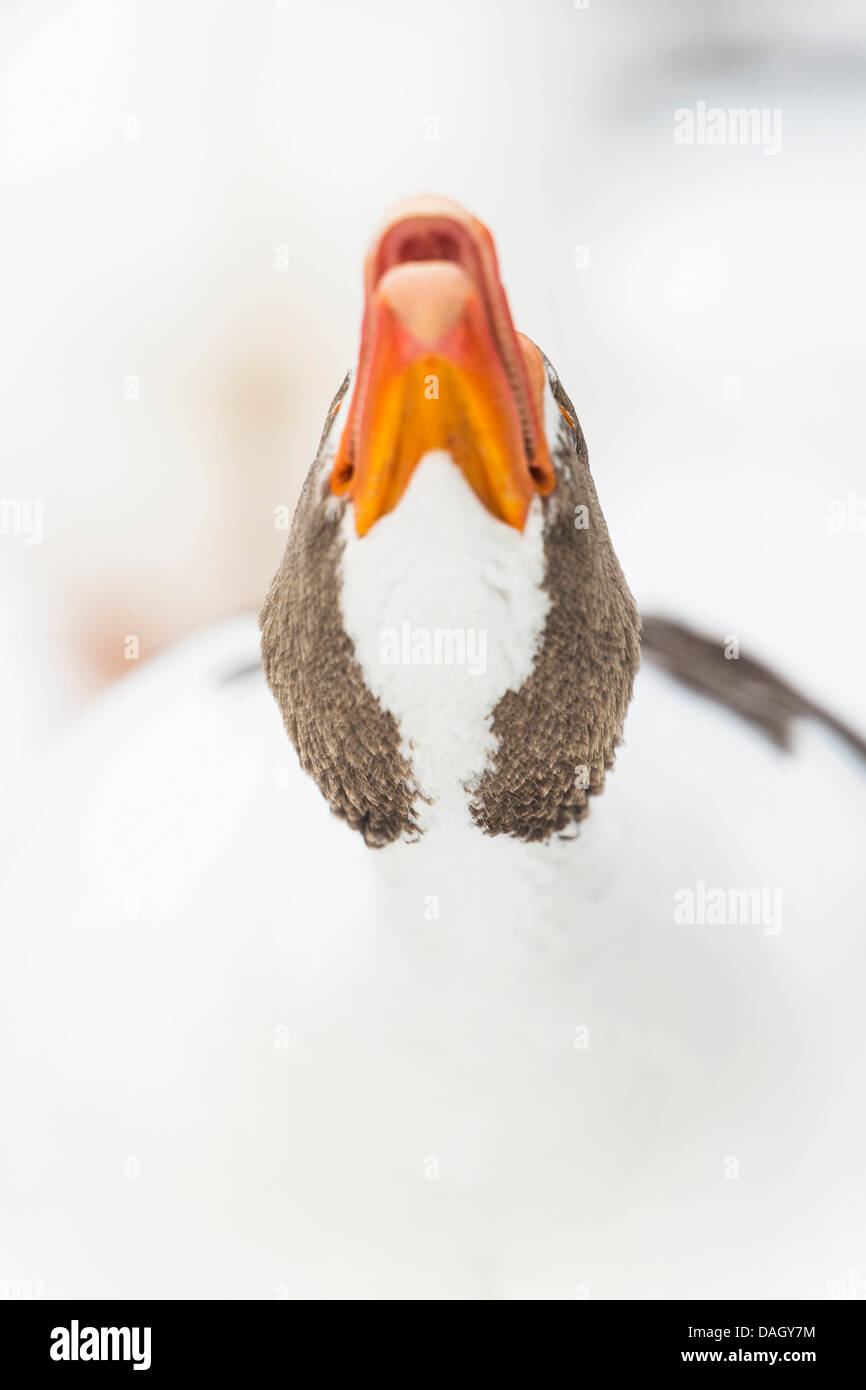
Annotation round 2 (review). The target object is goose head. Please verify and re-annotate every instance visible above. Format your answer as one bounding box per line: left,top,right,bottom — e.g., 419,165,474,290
260,197,640,847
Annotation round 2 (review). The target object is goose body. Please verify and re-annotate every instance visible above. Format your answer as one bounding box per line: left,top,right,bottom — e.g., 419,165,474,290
2,199,864,1300
2,615,864,1298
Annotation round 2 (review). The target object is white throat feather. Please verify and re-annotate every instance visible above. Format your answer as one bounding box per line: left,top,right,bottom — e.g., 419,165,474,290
339,451,550,834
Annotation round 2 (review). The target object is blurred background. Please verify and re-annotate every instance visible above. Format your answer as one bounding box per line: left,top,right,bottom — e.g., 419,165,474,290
2,0,864,836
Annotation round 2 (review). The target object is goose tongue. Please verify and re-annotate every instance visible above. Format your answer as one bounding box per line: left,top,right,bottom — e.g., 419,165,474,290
331,197,554,537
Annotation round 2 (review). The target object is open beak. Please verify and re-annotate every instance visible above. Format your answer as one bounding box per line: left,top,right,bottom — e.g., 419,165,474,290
331,196,555,537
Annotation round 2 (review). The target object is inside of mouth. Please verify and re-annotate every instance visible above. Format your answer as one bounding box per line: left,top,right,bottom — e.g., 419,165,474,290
373,218,475,285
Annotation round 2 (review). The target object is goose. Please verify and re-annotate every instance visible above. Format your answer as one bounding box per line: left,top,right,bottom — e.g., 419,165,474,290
1,197,865,1301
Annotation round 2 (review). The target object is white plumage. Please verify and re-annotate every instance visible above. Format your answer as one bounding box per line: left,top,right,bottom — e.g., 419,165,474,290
1,595,864,1298
3,196,864,1299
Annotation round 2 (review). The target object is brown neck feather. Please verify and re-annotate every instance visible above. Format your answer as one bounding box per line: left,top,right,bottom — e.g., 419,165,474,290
469,361,641,840
260,376,421,847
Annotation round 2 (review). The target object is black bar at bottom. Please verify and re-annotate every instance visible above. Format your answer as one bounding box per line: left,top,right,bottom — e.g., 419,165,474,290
0,1298,860,1374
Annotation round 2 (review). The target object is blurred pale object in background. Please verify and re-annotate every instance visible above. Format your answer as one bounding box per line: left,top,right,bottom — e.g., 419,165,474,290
1,0,865,826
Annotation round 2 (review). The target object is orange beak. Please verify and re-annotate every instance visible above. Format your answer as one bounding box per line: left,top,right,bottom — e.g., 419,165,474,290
331,196,555,536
